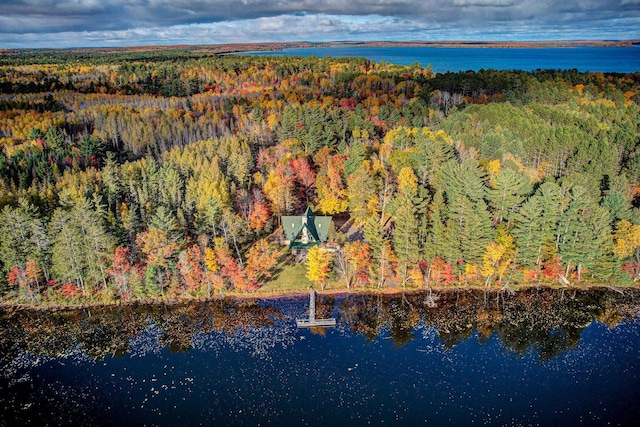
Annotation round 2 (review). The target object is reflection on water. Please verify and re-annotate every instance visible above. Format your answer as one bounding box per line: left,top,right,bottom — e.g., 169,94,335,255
0,289,639,425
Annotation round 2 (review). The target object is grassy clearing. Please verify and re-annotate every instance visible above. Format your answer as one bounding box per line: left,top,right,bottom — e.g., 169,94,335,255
258,260,312,294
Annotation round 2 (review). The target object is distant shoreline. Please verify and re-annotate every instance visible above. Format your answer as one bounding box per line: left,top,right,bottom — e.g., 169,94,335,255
263,40,640,49
2,40,638,56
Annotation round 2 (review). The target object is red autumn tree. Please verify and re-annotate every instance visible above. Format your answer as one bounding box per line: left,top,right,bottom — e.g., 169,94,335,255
290,157,316,203
429,257,456,286
107,246,134,298
542,256,564,280
622,260,640,282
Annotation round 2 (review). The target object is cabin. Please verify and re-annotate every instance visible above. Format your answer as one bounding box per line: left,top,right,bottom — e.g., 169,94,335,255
282,206,332,249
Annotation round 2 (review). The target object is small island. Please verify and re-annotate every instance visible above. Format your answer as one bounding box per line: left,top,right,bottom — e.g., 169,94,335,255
0,46,639,309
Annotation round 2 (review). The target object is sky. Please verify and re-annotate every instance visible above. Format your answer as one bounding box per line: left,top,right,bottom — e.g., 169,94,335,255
0,0,639,49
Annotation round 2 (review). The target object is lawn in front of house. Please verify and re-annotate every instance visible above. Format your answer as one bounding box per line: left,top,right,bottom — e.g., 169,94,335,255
258,260,313,294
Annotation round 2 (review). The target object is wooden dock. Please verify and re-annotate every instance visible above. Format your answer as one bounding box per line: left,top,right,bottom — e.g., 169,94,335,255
296,287,336,328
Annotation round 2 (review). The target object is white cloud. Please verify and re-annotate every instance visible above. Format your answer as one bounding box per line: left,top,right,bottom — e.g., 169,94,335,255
452,0,515,6
0,1,638,47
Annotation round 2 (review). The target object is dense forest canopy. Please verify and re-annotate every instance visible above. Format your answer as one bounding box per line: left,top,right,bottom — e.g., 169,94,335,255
0,48,639,304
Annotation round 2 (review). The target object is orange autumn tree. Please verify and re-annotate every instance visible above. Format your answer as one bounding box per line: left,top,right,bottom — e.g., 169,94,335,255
263,163,297,215
136,225,180,270
8,259,41,302
245,239,282,287
212,237,250,292
290,157,316,205
343,241,372,288
428,257,456,286
177,244,206,296
248,200,271,232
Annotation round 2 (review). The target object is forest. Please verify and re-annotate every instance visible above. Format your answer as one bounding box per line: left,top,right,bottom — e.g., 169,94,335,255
0,48,639,305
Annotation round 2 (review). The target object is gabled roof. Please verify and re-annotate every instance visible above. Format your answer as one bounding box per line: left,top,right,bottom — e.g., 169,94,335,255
282,207,332,246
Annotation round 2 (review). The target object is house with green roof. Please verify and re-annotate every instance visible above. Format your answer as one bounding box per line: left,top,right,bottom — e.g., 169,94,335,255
282,207,332,249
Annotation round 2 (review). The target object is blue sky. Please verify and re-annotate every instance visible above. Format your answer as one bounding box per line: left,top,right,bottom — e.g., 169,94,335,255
1,0,639,48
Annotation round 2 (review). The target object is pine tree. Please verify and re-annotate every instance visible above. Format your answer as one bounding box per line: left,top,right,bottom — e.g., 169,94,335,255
513,181,567,270
391,167,421,287
557,186,613,280
466,200,494,266
0,200,50,281
445,196,492,269
364,214,395,287
487,168,531,226
414,127,455,187
512,197,546,269
433,158,487,205
423,190,447,262
49,201,114,293
344,139,369,177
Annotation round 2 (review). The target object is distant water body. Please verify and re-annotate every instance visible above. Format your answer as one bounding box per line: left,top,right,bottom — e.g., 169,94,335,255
247,46,640,73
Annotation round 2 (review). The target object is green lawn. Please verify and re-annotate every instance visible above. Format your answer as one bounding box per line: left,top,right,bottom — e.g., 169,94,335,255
258,260,313,294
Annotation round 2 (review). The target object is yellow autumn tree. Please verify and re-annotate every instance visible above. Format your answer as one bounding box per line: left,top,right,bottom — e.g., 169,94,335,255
306,246,333,290
316,154,348,214
203,246,227,295
396,166,418,195
487,159,501,183
613,220,640,259
482,227,516,285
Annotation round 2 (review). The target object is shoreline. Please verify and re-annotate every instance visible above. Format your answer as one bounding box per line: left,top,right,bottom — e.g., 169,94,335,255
3,40,637,57
1,282,638,312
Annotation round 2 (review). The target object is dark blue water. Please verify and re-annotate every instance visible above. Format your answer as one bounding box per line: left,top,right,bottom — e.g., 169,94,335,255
1,290,639,426
247,46,640,73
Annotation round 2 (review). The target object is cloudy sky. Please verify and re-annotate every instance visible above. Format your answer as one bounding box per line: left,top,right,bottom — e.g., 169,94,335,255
1,0,639,48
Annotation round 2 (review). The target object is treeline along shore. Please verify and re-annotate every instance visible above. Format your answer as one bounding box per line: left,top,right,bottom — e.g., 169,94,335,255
2,39,637,59
0,47,639,308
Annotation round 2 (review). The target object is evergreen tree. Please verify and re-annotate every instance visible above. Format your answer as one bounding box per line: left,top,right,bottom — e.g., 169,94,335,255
0,200,50,284
49,200,114,293
414,127,455,187
391,168,421,286
433,158,487,205
557,186,613,280
487,167,531,226
512,196,546,269
513,181,568,269
364,214,395,287
446,196,493,268
423,190,448,262
343,139,369,177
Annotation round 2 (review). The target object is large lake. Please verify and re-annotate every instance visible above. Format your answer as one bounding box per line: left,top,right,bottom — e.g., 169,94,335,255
1,289,639,426
247,46,640,73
